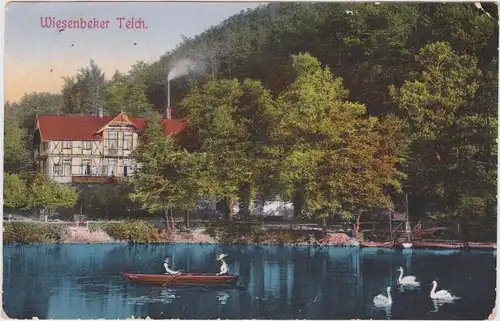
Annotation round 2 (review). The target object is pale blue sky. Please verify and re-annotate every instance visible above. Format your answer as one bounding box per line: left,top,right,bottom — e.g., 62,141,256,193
5,1,262,101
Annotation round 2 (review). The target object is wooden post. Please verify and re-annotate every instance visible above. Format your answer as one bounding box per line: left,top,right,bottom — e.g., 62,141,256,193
171,208,175,234
406,193,411,242
389,212,392,240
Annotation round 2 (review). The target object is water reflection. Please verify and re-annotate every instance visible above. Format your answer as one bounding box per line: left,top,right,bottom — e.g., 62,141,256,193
3,244,496,320
216,291,230,304
373,306,392,319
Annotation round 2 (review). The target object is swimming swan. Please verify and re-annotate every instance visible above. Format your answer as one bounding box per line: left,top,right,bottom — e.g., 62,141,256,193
430,281,459,301
397,267,420,287
373,287,392,307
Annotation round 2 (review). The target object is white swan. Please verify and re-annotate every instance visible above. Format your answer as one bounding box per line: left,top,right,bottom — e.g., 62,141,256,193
373,287,392,307
397,267,420,287
430,281,459,302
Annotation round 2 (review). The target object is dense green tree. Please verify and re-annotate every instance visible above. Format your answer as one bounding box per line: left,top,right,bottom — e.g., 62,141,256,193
390,42,496,240
4,93,62,172
4,109,30,173
76,182,143,219
27,174,79,222
266,53,406,222
130,112,207,230
62,60,105,115
3,173,30,209
180,77,276,218
102,62,154,116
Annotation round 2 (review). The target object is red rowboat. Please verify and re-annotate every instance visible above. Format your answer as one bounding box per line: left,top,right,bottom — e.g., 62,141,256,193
466,242,497,250
121,272,239,286
412,242,463,249
359,241,394,248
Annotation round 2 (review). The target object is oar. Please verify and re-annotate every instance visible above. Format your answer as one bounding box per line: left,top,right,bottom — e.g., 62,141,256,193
145,271,184,297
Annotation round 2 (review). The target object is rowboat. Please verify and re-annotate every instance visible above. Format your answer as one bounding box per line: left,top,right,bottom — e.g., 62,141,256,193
121,272,239,286
412,242,464,250
466,242,497,250
359,241,394,248
402,243,413,249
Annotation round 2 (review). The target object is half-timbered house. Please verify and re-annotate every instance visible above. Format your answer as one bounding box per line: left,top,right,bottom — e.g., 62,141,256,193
33,111,186,184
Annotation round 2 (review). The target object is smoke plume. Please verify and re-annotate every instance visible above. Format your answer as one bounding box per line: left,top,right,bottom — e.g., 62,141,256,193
167,58,207,81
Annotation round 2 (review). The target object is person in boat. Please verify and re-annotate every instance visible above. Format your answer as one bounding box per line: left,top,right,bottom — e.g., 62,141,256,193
216,253,229,275
164,256,181,275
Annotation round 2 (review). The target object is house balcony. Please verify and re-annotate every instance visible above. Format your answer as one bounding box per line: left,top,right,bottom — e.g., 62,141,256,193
71,175,124,184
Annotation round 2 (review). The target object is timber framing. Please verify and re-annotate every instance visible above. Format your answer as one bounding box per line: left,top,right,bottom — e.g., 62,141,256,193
32,112,186,184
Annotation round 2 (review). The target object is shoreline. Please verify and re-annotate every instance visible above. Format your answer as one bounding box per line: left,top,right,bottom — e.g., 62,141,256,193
4,239,497,251
4,221,496,250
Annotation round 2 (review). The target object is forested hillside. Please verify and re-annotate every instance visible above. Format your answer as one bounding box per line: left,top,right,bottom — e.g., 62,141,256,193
4,3,497,241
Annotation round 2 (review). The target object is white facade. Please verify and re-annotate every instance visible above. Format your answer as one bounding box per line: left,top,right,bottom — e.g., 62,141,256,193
34,122,140,184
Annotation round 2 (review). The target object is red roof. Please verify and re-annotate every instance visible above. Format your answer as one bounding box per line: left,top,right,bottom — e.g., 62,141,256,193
36,113,186,141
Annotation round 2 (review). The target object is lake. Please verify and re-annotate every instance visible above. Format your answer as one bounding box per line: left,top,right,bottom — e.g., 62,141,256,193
3,243,496,319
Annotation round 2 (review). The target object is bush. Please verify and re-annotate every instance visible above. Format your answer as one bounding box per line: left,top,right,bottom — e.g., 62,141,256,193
4,222,68,244
204,225,217,238
65,229,115,243
102,220,165,243
250,226,267,243
87,221,106,233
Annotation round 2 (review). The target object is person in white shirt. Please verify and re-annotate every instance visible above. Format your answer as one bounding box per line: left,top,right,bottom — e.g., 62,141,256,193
216,254,229,275
164,256,181,275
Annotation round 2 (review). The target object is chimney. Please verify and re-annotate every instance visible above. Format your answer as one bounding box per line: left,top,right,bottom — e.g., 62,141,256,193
98,107,104,118
166,78,172,119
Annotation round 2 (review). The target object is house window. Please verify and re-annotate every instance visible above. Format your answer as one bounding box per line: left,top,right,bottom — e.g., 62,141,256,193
82,159,91,175
63,158,72,176
108,159,115,176
63,141,72,151
123,159,128,177
53,163,63,176
108,132,118,149
123,132,133,150
74,143,82,154
83,141,92,151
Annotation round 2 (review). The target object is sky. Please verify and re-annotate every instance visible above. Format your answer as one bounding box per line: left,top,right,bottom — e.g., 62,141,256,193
4,1,262,102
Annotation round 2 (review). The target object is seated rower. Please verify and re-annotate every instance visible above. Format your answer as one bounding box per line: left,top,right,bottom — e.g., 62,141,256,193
164,256,181,275
216,253,229,276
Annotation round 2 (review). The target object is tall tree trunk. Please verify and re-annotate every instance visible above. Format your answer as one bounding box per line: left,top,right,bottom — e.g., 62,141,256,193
163,209,171,232
223,196,233,220
238,182,252,219
460,214,470,244
229,199,234,218
354,213,362,240
292,182,305,218
171,208,176,234
322,218,327,238
184,209,190,228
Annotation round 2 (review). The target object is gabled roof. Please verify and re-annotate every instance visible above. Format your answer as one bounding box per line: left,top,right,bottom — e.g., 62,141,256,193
36,113,186,141
95,112,138,133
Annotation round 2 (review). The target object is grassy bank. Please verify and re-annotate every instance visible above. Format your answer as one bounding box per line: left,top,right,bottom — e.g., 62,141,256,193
3,221,167,244
3,221,354,245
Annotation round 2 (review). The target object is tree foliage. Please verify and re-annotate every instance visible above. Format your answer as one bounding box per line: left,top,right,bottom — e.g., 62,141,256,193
4,173,30,208
27,174,79,221
266,53,406,220
390,42,497,238
129,112,207,228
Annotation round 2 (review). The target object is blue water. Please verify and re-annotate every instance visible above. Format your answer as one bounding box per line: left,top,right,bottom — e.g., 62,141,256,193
3,244,496,319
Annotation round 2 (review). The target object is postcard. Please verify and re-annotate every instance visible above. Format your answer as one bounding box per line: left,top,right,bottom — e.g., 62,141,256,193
3,1,498,320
